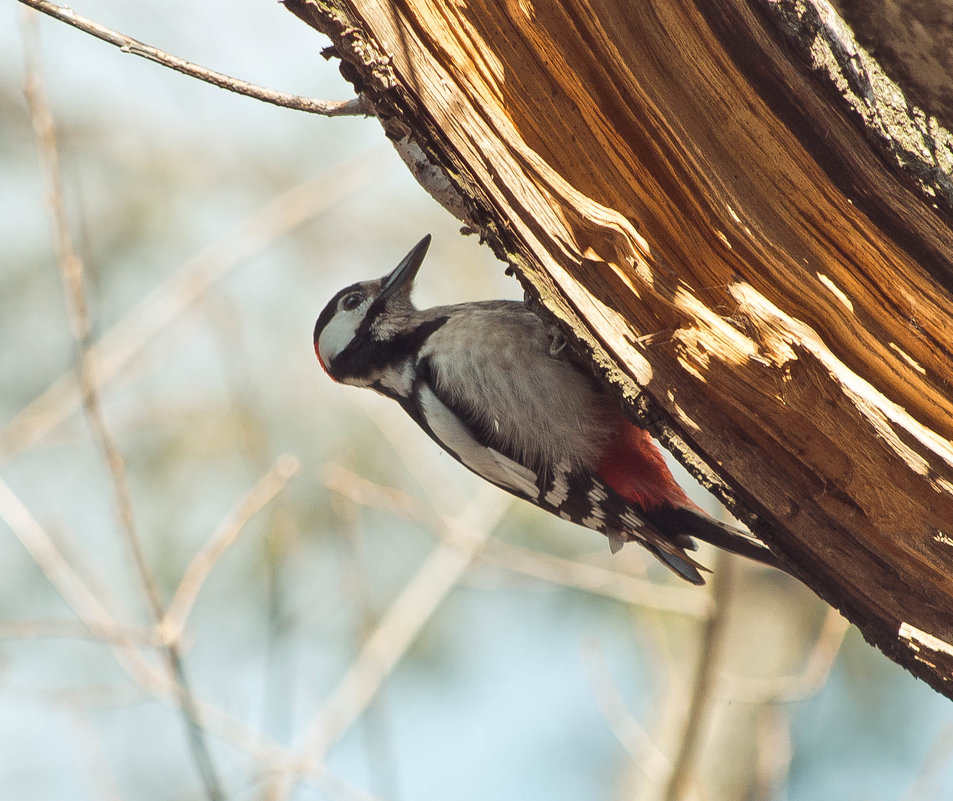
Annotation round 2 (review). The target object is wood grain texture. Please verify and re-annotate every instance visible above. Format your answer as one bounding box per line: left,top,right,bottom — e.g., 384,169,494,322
287,0,953,695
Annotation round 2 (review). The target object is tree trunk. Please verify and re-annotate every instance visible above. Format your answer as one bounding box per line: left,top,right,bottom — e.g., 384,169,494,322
285,0,953,698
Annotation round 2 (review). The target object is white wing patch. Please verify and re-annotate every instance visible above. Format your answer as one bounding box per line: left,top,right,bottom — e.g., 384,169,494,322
588,484,608,504
418,384,539,498
621,510,644,531
544,461,571,507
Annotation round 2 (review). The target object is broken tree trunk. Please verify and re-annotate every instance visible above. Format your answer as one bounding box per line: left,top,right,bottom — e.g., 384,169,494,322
286,0,953,698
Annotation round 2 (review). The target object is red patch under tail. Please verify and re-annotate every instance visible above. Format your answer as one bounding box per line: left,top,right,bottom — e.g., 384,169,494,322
597,421,696,512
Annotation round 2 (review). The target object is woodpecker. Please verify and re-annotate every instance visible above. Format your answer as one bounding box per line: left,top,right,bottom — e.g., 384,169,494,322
314,235,780,583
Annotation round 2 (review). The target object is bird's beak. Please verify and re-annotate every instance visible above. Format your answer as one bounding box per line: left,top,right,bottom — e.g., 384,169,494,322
379,234,431,300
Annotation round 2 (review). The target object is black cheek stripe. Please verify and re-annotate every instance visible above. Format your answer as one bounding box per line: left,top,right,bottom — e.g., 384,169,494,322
331,316,450,381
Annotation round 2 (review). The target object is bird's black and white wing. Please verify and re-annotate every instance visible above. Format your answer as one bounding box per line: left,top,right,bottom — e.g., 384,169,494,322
409,376,540,498
415,302,616,468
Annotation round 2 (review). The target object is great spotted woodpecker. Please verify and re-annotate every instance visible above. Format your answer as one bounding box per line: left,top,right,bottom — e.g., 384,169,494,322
314,235,779,583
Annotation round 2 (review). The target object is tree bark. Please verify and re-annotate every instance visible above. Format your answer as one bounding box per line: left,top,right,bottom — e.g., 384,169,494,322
831,0,953,133
285,0,953,698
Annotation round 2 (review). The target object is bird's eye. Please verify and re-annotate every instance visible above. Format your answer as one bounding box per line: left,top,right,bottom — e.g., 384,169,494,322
341,292,363,311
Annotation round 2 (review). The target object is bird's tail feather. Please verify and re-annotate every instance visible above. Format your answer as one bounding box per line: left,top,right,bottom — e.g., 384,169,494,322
645,544,706,585
647,507,783,572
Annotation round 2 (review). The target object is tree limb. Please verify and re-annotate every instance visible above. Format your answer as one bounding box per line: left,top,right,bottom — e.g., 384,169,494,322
18,0,372,116
284,0,953,698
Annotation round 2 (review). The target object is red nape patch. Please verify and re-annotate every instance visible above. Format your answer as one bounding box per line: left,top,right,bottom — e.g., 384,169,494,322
597,422,694,512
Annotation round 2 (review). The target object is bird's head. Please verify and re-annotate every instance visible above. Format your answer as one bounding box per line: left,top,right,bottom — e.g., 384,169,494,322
314,234,431,384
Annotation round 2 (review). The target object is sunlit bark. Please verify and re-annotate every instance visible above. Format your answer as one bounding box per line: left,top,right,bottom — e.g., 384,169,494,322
286,0,953,697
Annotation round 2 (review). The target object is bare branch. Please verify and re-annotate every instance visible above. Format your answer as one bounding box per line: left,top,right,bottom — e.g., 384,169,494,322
663,552,735,801
21,23,223,798
324,462,711,618
18,0,372,116
0,477,132,639
10,38,392,791
719,606,849,703
479,540,711,619
269,483,512,799
583,642,675,787
163,454,300,642
0,618,158,646
0,146,394,462
0,477,379,801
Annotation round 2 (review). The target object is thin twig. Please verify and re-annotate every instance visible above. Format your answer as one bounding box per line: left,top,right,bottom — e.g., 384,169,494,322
0,145,394,462
21,23,224,798
0,477,137,643
163,455,300,642
0,476,378,801
0,478,265,760
902,721,953,801
334,494,403,801
0,477,192,716
268,485,512,799
17,0,373,116
323,462,711,617
583,642,672,784
69,708,124,801
479,540,710,618
751,704,793,801
663,551,735,801
718,606,849,703
0,618,159,645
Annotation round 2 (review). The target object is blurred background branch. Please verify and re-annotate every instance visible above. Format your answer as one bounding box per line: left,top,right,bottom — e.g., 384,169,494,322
663,552,734,801
17,0,372,116
3,3,953,801
0,148,393,462
21,19,225,797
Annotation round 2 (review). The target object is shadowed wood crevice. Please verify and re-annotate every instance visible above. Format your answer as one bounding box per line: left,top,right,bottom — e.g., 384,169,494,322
286,0,953,697
742,0,953,291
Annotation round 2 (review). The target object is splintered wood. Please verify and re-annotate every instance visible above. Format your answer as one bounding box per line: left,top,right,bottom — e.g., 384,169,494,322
287,0,953,695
